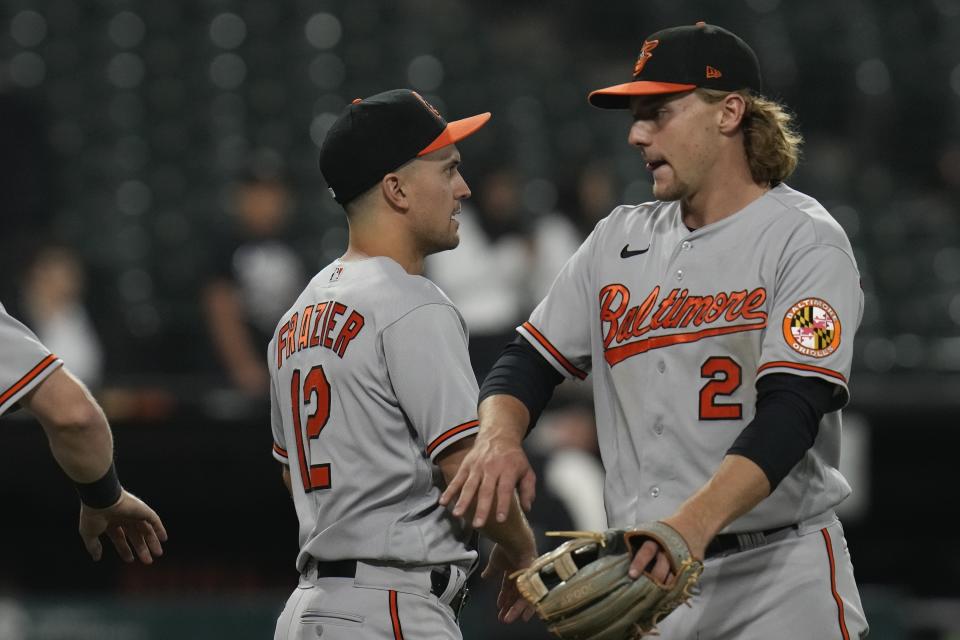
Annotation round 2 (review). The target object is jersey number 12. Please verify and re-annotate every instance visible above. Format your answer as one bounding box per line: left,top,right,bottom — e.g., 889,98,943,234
290,366,332,492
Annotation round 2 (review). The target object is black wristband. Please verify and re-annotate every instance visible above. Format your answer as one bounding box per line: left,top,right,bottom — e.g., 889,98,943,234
75,462,123,509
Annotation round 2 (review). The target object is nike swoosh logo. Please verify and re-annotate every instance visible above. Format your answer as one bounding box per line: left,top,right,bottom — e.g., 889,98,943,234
620,244,650,258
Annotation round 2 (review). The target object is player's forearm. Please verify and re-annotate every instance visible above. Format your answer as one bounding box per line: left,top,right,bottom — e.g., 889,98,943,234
475,493,537,559
477,394,530,445
23,368,114,483
47,416,114,483
664,454,771,558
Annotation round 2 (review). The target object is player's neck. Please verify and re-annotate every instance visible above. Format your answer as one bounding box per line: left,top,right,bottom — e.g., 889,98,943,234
680,169,770,230
342,206,428,275
342,238,425,276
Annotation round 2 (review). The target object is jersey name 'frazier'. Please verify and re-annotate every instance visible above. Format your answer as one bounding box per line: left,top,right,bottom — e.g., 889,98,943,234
275,299,366,369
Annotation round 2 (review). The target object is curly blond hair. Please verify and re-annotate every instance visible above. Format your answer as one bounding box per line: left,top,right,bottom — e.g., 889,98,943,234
697,88,803,185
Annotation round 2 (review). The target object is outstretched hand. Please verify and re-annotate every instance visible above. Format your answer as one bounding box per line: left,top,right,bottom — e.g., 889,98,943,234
438,434,536,528
79,489,168,564
482,543,537,623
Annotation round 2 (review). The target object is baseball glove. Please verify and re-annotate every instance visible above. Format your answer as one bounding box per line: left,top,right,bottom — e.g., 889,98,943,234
512,522,703,640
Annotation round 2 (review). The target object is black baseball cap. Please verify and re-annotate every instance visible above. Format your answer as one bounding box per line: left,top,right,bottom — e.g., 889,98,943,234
319,89,491,205
588,22,762,109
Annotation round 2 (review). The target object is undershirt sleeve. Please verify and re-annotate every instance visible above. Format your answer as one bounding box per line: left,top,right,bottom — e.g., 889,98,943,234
726,373,836,490
479,334,565,434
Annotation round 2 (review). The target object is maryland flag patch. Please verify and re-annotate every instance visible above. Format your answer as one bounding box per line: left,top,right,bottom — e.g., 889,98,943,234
782,298,841,358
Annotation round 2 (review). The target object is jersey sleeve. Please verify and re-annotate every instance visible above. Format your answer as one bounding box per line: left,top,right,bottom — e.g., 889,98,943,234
267,338,289,464
517,228,597,380
382,303,480,461
758,244,863,406
0,306,63,416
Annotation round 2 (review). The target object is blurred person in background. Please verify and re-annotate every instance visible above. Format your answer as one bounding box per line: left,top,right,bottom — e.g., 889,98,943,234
526,191,584,307
0,302,167,564
427,166,581,382
20,246,105,390
426,167,532,382
570,159,620,238
203,169,307,398
527,402,607,532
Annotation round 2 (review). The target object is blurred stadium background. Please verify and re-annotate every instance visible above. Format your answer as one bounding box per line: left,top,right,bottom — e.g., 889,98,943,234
1,0,959,638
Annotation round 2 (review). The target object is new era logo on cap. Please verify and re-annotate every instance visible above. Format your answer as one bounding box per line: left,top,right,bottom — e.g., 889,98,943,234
589,21,762,109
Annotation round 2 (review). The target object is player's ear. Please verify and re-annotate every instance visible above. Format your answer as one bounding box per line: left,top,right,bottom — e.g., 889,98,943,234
718,92,747,133
380,172,410,212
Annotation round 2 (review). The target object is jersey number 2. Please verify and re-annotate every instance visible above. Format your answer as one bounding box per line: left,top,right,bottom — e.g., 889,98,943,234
699,356,742,420
290,366,332,492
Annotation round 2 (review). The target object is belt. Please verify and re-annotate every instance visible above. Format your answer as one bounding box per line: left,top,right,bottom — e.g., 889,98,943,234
704,524,797,559
312,560,470,620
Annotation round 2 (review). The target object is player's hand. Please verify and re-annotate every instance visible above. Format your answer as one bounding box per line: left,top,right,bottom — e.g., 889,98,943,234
79,489,168,564
439,434,535,528
627,539,674,584
482,543,537,623
627,516,705,584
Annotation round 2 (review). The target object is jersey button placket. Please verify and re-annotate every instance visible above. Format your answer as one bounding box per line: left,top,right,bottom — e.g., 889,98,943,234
653,421,664,435
677,239,692,279
649,486,660,498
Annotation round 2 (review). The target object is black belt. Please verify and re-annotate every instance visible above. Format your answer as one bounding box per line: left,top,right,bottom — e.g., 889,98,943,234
704,524,797,559
312,560,469,620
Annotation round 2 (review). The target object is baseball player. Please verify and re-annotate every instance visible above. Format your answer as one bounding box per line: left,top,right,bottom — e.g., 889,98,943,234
270,89,537,640
0,301,167,563
441,22,869,639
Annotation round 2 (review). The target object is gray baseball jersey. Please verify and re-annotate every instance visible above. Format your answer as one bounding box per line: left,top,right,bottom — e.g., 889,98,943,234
269,256,480,574
0,302,63,416
519,183,862,532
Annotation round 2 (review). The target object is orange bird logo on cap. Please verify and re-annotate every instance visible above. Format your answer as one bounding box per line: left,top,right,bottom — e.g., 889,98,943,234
633,39,660,76
411,91,442,120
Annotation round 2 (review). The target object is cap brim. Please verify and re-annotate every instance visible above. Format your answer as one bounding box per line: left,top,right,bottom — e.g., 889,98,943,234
588,81,697,109
418,112,491,156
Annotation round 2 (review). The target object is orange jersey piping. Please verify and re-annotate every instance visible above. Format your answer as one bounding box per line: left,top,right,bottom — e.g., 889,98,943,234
757,361,847,383
821,528,851,640
0,354,60,408
389,590,404,640
426,420,479,456
521,322,587,380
